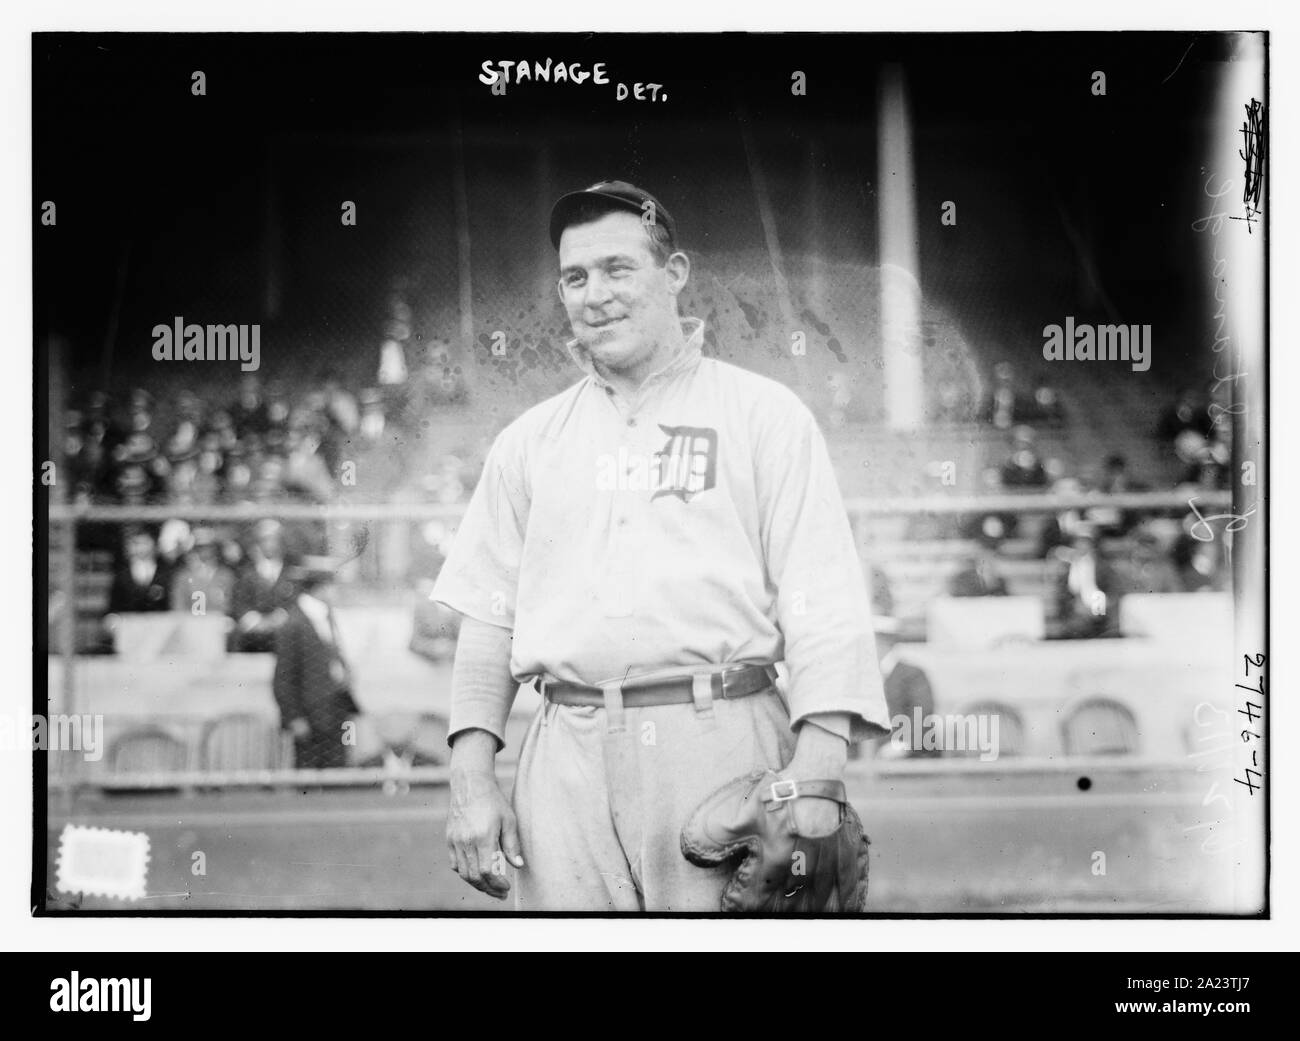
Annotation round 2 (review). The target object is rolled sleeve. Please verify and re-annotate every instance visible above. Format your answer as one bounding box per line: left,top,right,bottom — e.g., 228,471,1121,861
758,399,891,743
445,617,520,751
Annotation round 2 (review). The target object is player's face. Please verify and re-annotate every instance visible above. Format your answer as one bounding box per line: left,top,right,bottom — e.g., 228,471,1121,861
557,212,681,373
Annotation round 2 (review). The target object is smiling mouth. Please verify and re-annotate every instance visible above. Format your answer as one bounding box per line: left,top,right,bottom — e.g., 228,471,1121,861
586,316,625,329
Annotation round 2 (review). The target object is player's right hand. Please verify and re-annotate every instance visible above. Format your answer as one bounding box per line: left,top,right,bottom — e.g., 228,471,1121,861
446,766,524,900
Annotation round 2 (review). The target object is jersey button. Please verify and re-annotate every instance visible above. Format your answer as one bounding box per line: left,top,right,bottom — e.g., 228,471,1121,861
627,417,637,427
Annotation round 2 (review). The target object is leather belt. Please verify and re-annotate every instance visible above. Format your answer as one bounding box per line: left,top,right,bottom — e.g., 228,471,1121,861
761,778,847,807
541,663,777,709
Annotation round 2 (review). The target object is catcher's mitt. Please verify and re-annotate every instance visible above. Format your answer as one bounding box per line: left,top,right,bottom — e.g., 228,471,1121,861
680,769,870,912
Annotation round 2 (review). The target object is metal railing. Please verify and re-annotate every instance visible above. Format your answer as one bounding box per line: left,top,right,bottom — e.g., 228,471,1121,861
46,488,1230,523
40,489,1235,790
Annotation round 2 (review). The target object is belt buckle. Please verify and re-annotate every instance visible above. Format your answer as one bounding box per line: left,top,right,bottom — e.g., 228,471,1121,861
768,779,798,803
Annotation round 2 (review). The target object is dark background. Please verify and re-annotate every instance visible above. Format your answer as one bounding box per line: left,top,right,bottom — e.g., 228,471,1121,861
34,31,1229,395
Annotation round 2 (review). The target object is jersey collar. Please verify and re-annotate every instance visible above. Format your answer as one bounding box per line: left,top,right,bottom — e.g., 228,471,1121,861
566,316,705,392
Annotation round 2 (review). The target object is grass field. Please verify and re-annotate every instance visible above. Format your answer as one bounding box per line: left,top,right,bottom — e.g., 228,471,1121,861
43,760,1235,914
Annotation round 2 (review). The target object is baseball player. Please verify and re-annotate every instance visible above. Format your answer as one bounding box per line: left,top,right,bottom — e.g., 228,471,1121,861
435,180,891,911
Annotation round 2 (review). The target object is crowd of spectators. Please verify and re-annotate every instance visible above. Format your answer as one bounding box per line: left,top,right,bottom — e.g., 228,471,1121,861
61,320,1238,652
930,363,1067,429
64,373,369,508
940,375,1236,637
99,517,333,654
63,292,479,513
62,282,488,654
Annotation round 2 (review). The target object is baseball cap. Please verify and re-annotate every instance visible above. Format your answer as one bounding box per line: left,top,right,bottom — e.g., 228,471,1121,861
549,180,677,250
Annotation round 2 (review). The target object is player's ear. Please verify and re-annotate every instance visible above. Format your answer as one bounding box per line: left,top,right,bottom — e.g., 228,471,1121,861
664,251,690,295
556,277,566,306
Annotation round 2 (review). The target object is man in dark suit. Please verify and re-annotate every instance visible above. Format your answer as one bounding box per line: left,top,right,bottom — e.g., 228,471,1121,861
272,556,359,769
230,519,294,652
102,527,174,654
106,527,172,614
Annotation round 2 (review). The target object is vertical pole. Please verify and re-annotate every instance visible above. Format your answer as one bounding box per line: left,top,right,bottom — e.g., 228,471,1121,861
449,95,475,359
876,64,925,430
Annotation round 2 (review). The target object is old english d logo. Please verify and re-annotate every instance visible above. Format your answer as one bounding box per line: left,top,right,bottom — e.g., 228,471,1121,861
652,425,718,502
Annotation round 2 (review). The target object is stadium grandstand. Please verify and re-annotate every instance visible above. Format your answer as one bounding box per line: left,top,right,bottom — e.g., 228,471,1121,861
36,33,1254,912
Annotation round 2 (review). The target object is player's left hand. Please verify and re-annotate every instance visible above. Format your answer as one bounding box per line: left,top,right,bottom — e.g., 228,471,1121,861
774,764,845,837
778,722,849,837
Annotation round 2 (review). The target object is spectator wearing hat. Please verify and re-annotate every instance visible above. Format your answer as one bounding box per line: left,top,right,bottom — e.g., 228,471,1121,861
999,425,1050,490
163,429,202,504
111,431,169,505
220,440,256,501
191,430,225,501
103,527,172,652
980,362,1023,430
1171,514,1231,593
1026,381,1066,427
230,519,294,652
1156,387,1213,444
1174,425,1231,490
166,409,202,466
170,527,237,628
359,388,386,443
1053,525,1123,638
947,529,1010,598
1087,453,1149,537
232,373,271,440
107,527,172,615
155,519,193,568
272,554,360,769
122,388,156,444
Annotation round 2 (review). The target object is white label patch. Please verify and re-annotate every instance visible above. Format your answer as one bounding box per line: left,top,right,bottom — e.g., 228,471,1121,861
55,825,150,902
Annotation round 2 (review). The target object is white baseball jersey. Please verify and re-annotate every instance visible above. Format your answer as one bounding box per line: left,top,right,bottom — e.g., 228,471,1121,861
432,317,890,744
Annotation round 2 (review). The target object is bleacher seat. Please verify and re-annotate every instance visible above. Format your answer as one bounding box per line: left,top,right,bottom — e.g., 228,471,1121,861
1061,698,1140,756
957,701,1026,758
110,726,189,774
200,713,284,772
